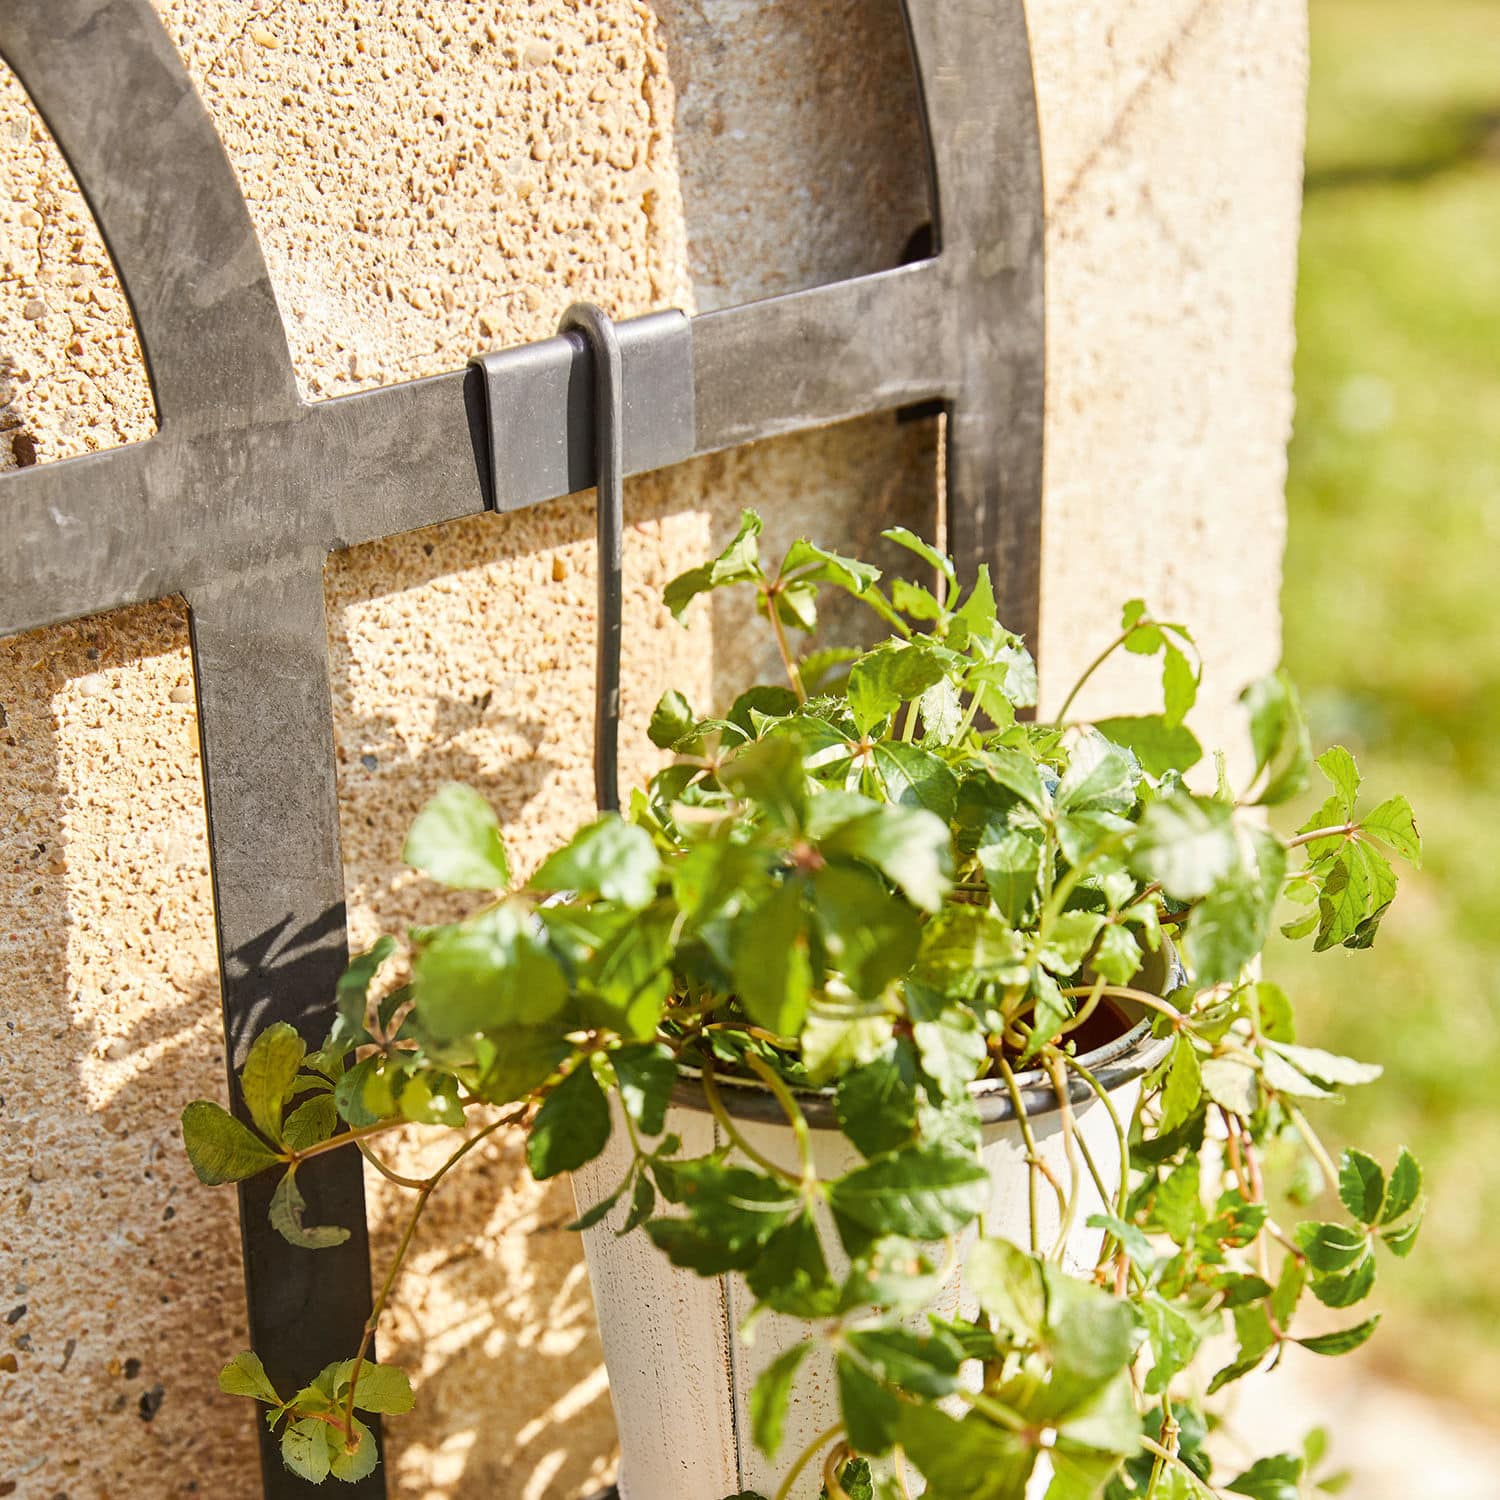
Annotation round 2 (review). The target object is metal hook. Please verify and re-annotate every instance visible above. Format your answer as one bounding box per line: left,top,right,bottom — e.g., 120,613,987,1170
558,302,624,814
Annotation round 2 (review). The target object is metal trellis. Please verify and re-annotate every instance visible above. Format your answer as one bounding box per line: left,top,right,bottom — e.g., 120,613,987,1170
0,1,1044,1493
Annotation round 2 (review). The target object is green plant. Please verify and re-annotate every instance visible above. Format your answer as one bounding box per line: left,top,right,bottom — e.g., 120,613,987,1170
183,515,1423,1498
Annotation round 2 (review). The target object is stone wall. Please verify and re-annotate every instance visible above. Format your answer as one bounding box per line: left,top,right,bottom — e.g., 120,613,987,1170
0,1,1305,1495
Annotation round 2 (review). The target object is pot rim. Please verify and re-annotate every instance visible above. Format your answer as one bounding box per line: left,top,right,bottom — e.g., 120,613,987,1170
669,943,1182,1129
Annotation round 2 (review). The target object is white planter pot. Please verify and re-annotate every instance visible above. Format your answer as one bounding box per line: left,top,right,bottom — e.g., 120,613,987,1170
573,986,1173,1500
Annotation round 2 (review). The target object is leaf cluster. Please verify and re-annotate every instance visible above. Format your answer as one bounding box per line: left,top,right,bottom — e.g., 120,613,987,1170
180,517,1423,1496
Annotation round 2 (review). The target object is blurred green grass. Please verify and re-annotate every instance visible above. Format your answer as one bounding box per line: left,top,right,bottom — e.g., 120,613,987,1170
1273,0,1500,1396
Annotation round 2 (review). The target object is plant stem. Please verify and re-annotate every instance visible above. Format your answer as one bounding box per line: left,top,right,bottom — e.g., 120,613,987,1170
1285,821,1358,850
1052,625,1132,726
1060,983,1190,1029
743,1051,816,1179
1286,1101,1342,1189
339,1106,524,1441
356,1138,428,1191
283,1118,409,1166
1045,1054,1083,1262
996,1056,1064,1253
1140,1436,1228,1498
773,1423,845,1500
763,586,808,702
822,1442,854,1500
1056,1051,1132,1270
699,1063,803,1184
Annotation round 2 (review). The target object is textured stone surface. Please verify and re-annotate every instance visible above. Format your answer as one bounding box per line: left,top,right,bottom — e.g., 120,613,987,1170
1030,0,1306,756
0,0,1307,1495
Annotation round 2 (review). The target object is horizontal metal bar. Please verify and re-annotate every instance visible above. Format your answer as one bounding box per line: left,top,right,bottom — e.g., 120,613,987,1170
691,259,953,454
0,267,953,642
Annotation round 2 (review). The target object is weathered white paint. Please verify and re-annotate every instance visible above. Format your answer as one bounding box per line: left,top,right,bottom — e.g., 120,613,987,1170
573,1037,1157,1499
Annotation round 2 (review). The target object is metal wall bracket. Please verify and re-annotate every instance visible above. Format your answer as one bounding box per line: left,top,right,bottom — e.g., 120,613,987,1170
0,2,1044,1495
470,308,696,513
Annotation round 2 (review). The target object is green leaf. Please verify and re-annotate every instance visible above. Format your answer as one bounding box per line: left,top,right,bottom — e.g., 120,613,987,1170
979,747,1050,814
1130,794,1238,901
720,732,810,830
913,904,1026,993
847,641,951,734
1045,1447,1124,1500
477,1029,572,1104
527,1061,611,1180
282,1093,340,1153
398,1071,465,1127
532,815,661,907
1316,747,1361,818
566,1181,625,1232
750,1342,813,1458
836,1351,904,1457
829,1143,989,1242
181,1100,282,1185
896,1400,1036,1500
648,1158,800,1273
1200,1057,1258,1119
1039,910,1105,977
873,741,959,821
1092,717,1202,776
1313,850,1370,951
403,783,511,889
1361,795,1421,866
329,1416,378,1482
730,879,812,1035
1310,1253,1376,1309
1162,642,1199,729
1295,1315,1380,1357
746,1210,838,1317
413,903,567,1038
1337,1150,1386,1225
649,688,696,749
335,1360,415,1414
611,1042,677,1137
1382,1214,1422,1258
663,510,764,619
967,1236,1046,1343
1267,1042,1381,1088
280,1416,331,1483
218,1350,281,1404
240,1022,307,1148
269,1167,351,1250
1381,1147,1422,1224
1141,1292,1203,1395
836,1045,919,1157
1091,924,1143,986
977,829,1044,925
881,525,957,587
335,935,396,1041
1159,1036,1203,1136
1226,1454,1304,1500
620,1171,657,1236
1055,731,1140,816
845,1327,963,1401
811,864,921,1000
1294,1221,1369,1274
1241,671,1311,805
783,535,883,596
912,1011,989,1099
333,1056,396,1127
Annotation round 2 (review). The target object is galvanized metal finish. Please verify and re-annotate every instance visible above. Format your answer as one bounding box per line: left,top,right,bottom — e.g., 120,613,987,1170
0,0,1044,1494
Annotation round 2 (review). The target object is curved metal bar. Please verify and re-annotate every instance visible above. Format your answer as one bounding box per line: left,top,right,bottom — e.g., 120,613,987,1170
557,303,626,814
900,0,1047,649
0,0,300,429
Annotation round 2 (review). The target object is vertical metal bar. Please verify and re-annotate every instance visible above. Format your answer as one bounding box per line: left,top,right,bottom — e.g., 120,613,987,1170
558,304,626,815
899,0,1047,650
188,564,384,1499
